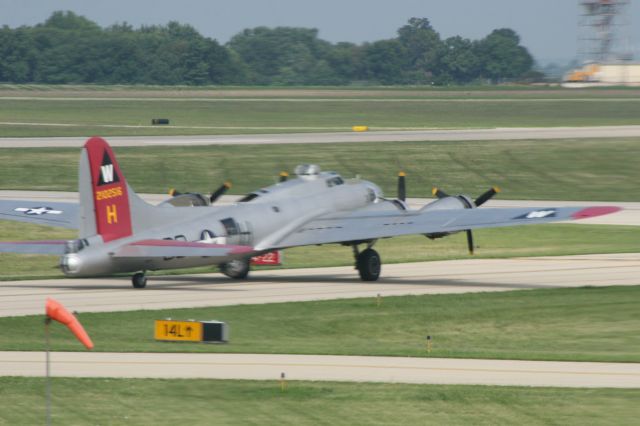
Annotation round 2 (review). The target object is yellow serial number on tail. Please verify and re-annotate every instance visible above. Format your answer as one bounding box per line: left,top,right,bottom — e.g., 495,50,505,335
96,187,123,200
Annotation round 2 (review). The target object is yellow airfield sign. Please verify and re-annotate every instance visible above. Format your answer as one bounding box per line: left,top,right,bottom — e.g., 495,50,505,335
154,320,203,342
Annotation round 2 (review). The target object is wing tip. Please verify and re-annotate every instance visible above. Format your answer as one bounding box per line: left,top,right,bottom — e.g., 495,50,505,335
571,206,622,220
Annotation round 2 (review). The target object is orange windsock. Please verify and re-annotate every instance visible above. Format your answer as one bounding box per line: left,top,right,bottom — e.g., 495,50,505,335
45,298,94,350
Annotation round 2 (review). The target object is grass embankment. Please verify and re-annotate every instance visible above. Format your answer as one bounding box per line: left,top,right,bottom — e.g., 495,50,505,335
4,84,640,95
1,87,640,136
1,377,638,425
1,138,639,200
1,224,638,281
2,286,639,363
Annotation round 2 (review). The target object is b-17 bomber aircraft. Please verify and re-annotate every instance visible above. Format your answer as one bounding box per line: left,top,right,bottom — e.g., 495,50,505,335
0,137,620,288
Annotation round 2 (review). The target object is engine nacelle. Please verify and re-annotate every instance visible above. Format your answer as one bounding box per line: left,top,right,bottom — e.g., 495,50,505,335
420,195,473,212
158,193,210,207
421,194,475,240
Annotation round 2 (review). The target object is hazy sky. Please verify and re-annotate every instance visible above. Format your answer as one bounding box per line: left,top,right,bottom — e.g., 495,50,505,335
2,0,640,65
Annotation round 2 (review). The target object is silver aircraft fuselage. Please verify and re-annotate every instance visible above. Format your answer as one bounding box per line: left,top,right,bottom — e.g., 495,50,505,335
60,170,389,277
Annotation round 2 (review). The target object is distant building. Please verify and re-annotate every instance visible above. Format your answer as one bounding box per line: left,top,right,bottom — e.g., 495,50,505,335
563,63,640,86
563,1,636,86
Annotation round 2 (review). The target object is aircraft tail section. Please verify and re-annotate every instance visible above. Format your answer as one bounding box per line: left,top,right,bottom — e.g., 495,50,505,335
79,137,134,242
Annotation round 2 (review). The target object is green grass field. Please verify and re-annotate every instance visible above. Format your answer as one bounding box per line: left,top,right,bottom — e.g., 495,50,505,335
1,137,639,200
2,86,640,137
2,286,639,363
2,86,638,424
1,377,638,426
1,223,638,280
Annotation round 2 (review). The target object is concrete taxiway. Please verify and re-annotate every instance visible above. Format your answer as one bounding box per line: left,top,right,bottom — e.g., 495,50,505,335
2,254,639,388
1,253,638,317
2,352,639,388
1,190,637,226
2,125,640,147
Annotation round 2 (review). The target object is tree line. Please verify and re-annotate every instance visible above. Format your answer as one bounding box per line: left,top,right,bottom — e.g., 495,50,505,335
0,12,537,86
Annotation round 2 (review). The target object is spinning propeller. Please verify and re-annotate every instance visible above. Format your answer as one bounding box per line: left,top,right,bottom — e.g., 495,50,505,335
209,181,232,203
454,186,500,255
397,171,406,202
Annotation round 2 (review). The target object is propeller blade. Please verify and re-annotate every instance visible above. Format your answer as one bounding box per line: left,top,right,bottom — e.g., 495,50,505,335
432,187,449,199
169,188,181,197
210,181,232,203
397,171,406,201
466,230,474,255
279,171,289,182
474,186,501,207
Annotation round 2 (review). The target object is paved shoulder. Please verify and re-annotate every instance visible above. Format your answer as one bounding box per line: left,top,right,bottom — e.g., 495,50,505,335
1,253,639,317
2,351,638,388
3,126,640,147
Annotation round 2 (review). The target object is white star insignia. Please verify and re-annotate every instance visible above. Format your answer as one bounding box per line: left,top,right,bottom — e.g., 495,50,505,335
14,207,63,216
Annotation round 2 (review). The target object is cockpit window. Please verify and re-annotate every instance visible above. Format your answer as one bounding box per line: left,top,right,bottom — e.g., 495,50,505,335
366,188,376,202
326,177,344,187
64,239,88,254
221,218,239,235
239,193,259,202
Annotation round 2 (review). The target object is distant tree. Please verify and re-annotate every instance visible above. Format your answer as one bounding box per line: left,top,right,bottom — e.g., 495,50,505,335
0,27,37,82
397,17,444,83
362,39,408,85
41,10,100,32
440,36,481,83
0,11,539,86
476,28,534,82
227,27,338,85
326,42,366,83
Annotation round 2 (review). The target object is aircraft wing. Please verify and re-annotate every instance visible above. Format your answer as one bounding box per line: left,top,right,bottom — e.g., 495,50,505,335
269,205,621,249
113,239,255,259
0,200,78,229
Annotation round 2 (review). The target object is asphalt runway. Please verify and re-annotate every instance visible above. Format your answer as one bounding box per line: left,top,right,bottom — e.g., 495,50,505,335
1,190,638,225
2,125,640,147
2,253,639,317
2,352,639,388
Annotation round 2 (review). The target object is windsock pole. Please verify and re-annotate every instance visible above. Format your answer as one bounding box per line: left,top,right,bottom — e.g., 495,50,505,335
44,298,93,425
45,316,52,426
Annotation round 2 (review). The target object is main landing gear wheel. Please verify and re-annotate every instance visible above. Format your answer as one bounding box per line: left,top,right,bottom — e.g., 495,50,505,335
357,248,381,281
220,259,250,279
132,272,147,289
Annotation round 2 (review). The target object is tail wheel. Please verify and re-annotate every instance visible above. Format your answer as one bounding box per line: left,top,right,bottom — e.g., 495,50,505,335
132,272,147,289
357,248,381,281
220,259,250,279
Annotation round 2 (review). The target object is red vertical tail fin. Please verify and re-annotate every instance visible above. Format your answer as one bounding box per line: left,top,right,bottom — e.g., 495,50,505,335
82,137,133,242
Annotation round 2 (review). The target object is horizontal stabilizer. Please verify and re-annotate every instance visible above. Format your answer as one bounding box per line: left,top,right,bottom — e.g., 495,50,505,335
0,240,68,255
113,239,254,259
0,200,78,229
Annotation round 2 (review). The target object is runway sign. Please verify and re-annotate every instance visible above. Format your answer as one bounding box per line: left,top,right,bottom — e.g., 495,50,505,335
155,320,202,342
154,319,228,343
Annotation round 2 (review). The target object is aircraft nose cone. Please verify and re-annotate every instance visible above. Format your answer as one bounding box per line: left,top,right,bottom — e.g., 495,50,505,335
60,253,81,275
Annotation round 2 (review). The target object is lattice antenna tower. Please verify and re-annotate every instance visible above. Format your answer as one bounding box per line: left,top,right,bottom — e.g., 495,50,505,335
578,0,632,63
